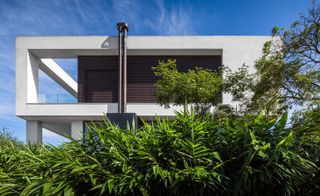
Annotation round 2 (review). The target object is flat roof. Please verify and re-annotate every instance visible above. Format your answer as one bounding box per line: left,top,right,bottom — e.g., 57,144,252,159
16,36,271,58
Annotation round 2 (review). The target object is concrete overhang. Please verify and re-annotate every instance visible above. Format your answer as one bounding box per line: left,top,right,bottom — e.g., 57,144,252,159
16,35,271,58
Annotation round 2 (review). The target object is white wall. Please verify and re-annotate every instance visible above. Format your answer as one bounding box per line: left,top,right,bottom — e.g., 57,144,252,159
26,120,42,144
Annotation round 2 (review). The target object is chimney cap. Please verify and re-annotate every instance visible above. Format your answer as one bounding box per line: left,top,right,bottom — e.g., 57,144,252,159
117,22,129,31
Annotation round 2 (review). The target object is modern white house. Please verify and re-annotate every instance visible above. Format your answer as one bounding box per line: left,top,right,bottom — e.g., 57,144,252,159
16,28,271,143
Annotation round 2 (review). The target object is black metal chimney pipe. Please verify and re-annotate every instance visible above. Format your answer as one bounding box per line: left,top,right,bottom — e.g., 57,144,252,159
122,25,128,113
117,24,123,113
117,22,128,113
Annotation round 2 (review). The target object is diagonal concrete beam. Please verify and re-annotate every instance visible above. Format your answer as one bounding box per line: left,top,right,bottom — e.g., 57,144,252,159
42,123,71,138
39,59,77,98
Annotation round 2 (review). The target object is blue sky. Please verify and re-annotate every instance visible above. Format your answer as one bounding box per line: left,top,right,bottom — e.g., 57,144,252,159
0,0,313,145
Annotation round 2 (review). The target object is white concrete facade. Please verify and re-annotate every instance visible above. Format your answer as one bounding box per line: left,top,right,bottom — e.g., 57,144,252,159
16,36,271,143
26,121,42,144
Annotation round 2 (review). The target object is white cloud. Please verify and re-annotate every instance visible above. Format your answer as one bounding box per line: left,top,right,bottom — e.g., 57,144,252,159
150,0,194,35
0,102,15,116
0,69,15,94
110,0,195,35
73,0,87,21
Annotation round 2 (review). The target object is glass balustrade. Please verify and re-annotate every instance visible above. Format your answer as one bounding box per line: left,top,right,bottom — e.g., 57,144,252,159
37,94,77,103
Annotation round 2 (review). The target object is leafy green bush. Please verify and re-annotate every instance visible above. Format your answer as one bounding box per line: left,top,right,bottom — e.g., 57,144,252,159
0,109,318,195
152,59,223,114
0,128,21,148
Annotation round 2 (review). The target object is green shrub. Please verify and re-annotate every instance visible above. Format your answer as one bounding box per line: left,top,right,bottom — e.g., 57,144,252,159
0,109,318,195
0,128,22,149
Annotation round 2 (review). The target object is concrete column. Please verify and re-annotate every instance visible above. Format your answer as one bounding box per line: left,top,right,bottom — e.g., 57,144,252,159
27,52,39,103
71,121,83,140
26,120,43,144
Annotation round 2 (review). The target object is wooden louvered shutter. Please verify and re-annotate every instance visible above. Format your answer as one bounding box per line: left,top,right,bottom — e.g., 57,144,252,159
85,69,118,102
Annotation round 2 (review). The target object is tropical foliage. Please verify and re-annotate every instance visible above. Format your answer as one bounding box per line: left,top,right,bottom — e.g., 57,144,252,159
224,0,320,115
151,2,320,117
0,109,318,195
0,128,21,148
152,59,222,113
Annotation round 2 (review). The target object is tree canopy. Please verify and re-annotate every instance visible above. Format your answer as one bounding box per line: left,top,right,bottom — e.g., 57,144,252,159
224,1,320,115
152,59,222,112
